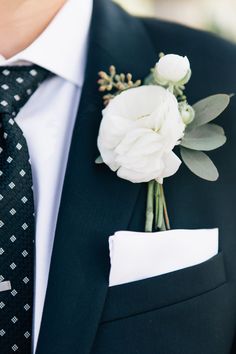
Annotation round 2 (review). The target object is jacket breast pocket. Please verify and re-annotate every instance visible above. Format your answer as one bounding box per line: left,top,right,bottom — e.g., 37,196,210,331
101,252,226,323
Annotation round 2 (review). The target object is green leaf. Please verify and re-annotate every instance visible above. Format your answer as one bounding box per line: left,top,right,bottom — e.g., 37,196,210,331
180,147,219,181
95,156,104,164
188,94,230,130
181,124,226,151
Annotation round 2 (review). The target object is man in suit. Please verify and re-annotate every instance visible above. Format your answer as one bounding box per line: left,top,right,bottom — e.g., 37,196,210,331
0,0,236,353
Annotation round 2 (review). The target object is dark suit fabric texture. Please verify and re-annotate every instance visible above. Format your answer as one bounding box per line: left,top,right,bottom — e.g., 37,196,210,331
35,1,236,353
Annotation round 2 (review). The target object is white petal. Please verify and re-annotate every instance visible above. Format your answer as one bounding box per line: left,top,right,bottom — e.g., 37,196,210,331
117,166,162,184
157,151,182,182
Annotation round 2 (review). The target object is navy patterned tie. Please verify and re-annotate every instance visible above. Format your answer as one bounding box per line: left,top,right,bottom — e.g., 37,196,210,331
0,65,49,354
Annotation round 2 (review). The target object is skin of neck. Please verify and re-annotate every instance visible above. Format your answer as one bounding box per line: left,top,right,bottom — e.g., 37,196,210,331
0,0,67,59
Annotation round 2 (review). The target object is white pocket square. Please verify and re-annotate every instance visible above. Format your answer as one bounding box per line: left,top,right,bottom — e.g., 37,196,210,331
109,228,219,287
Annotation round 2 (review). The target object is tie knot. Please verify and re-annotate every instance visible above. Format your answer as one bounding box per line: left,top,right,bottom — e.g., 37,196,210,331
0,65,50,116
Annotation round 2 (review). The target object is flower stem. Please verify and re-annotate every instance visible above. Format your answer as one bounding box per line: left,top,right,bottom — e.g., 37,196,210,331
145,180,155,232
158,185,165,230
168,84,174,94
145,181,171,232
154,182,159,229
160,184,170,230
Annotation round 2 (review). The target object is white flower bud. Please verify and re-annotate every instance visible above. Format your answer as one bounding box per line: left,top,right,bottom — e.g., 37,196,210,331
179,102,195,125
155,54,191,85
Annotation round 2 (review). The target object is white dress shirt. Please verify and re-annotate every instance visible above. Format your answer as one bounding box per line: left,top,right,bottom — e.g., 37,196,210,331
0,0,93,351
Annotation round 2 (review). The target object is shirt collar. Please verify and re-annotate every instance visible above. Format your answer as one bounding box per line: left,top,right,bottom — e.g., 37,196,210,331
0,0,93,87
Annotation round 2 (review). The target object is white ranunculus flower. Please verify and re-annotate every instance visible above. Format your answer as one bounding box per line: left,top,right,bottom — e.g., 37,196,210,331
155,54,191,85
97,85,185,184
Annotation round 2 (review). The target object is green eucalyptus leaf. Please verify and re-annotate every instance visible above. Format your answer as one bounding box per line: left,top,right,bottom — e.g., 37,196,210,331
188,94,230,130
180,147,219,181
95,156,104,164
181,123,226,151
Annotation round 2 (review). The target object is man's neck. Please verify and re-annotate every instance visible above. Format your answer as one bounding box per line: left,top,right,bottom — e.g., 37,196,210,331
0,0,67,59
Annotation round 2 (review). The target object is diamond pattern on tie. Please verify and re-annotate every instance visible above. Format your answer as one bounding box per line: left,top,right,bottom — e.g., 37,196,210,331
0,65,50,354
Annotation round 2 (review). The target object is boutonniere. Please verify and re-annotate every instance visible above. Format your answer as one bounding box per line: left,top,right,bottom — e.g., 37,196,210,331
96,53,232,232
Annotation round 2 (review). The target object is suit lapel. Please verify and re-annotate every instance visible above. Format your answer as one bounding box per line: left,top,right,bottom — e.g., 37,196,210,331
36,1,157,353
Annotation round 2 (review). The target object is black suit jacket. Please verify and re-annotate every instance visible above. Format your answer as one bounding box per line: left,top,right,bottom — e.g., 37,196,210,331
36,1,236,353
